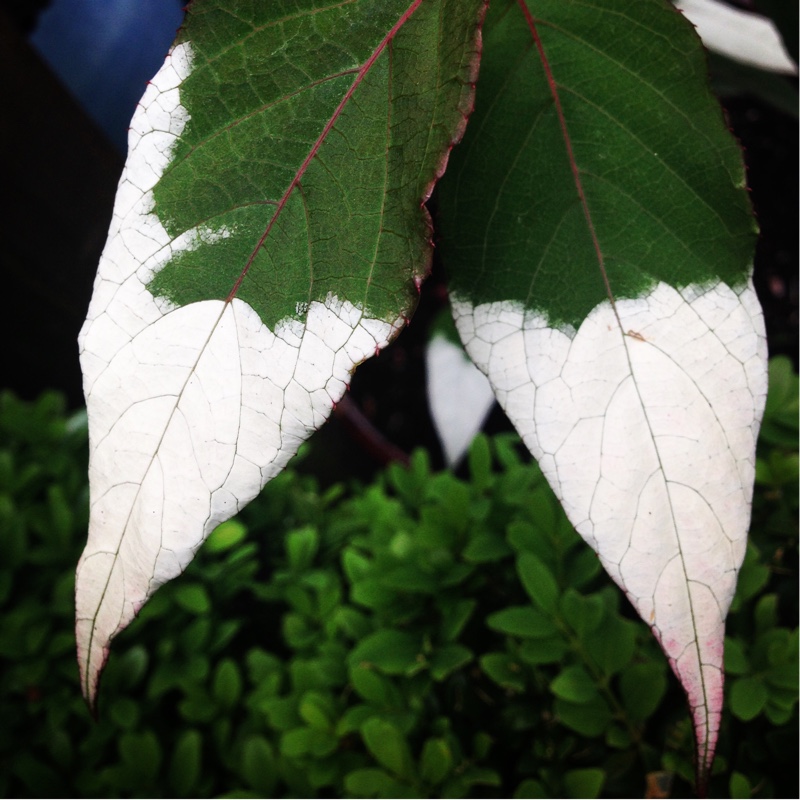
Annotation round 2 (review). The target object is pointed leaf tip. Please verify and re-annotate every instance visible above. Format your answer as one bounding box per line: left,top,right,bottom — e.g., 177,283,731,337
75,0,486,705
438,0,768,781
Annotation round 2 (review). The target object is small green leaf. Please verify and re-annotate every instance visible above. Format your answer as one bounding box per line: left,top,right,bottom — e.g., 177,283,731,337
755,594,779,633
555,696,613,737
206,519,247,553
212,658,243,711
514,778,547,798
468,434,493,491
299,690,336,730
169,729,202,798
344,768,398,799
361,718,415,781
729,771,753,800
480,653,526,692
119,730,161,785
108,697,140,730
730,676,769,721
286,526,319,572
519,637,569,665
619,662,668,721
349,664,401,707
280,727,338,758
420,737,453,786
563,768,605,799
439,599,477,642
342,548,372,584
429,644,473,680
550,665,598,704
487,606,559,638
517,553,559,614
463,532,512,563
172,583,211,615
350,630,424,676
724,637,750,676
560,590,604,636
584,615,636,676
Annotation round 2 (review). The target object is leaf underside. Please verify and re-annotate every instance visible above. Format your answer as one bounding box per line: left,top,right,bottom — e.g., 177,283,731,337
76,0,485,710
437,0,767,785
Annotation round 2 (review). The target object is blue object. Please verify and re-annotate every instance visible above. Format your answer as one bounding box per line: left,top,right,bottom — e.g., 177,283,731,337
30,0,185,153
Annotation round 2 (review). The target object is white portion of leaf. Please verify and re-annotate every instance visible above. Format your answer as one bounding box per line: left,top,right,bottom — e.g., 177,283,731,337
677,0,797,74
76,43,401,704
426,333,495,465
452,279,767,760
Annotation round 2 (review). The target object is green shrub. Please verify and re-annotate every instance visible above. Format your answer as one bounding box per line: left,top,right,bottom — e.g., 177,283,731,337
0,361,797,798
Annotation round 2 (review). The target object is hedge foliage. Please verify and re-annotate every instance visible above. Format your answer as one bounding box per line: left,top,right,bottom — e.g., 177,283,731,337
0,358,797,798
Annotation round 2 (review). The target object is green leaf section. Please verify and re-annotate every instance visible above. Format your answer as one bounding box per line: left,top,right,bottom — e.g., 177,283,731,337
438,0,756,328
148,0,483,327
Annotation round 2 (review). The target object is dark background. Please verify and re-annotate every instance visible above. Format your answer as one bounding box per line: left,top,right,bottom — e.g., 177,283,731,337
1,0,796,481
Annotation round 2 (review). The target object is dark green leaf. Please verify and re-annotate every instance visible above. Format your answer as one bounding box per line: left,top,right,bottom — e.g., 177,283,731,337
350,630,424,676
212,658,243,710
550,665,599,704
480,653,527,692
730,676,769,721
619,662,668,721
517,553,559,614
563,768,605,799
429,644,473,680
420,737,453,786
361,718,415,781
173,583,212,615
169,729,203,798
555,696,613,737
487,606,559,639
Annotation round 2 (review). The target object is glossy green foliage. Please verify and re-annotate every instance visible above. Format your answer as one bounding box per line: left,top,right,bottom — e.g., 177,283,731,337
0,380,796,798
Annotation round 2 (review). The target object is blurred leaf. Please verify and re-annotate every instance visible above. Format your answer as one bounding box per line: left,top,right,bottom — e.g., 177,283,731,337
487,606,559,638
212,659,243,710
560,590,604,636
463,532,512,563
350,630,424,676
517,553,559,614
555,696,613,737
173,583,212,615
169,729,202,798
729,770,753,800
361,718,415,782
584,614,637,676
724,637,750,676
519,637,570,665
108,697,140,730
514,778,547,798
299,690,336,730
205,519,247,553
345,767,404,799
119,730,161,786
480,653,526,692
420,737,453,786
563,768,605,799
730,676,769,721
759,357,800,447
439,599,477,642
550,665,599,704
429,644,473,680
239,735,276,796
620,662,668,721
287,526,320,572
